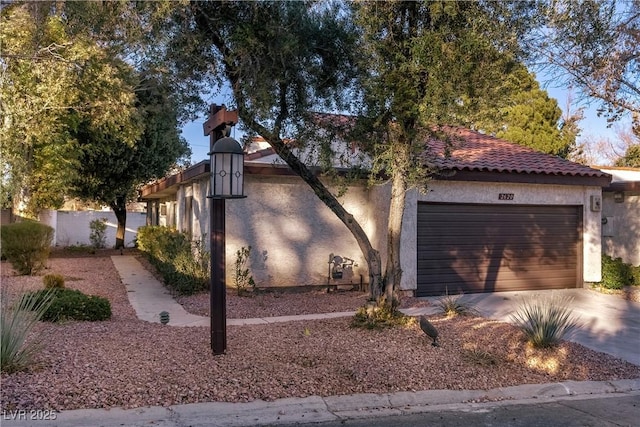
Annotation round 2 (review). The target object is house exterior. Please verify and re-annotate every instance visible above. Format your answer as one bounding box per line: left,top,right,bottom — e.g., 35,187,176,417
140,128,611,296
598,166,640,266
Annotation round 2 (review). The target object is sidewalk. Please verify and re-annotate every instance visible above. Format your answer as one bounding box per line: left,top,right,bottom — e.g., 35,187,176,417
3,380,639,427
110,256,438,327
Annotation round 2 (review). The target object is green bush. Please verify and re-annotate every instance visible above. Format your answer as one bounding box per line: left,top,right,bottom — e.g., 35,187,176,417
43,273,65,289
136,226,209,295
89,218,108,249
510,295,578,348
234,246,256,296
26,289,111,322
631,265,640,286
600,255,633,289
0,221,54,275
1,289,55,373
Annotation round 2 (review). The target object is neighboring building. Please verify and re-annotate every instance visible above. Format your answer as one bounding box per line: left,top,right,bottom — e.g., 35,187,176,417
140,128,611,296
598,166,640,267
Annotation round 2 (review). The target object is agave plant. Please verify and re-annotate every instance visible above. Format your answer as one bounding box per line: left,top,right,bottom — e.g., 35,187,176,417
510,294,579,348
1,289,54,373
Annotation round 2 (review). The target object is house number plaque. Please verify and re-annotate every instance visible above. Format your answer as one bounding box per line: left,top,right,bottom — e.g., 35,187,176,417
498,193,514,200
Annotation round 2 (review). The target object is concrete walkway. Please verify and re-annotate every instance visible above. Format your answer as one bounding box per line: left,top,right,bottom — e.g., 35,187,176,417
111,256,438,328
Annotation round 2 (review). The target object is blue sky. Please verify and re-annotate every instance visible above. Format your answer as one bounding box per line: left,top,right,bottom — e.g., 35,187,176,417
181,84,629,165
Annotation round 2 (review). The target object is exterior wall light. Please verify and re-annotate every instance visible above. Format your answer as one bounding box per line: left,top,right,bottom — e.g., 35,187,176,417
613,191,624,203
209,136,245,199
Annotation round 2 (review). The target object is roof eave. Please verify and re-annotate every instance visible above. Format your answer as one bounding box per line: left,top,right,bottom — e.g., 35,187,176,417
434,169,612,187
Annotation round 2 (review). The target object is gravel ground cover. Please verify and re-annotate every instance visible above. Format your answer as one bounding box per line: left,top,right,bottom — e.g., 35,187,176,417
2,251,639,411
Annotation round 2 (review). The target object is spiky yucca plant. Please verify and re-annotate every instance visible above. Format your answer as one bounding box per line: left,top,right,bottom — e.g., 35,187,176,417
1,289,54,373
436,294,479,317
510,295,578,348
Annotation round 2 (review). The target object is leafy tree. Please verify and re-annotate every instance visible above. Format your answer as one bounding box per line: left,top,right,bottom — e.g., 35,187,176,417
169,1,550,305
69,73,190,248
1,1,188,248
169,1,388,294
474,64,580,158
1,4,84,215
350,1,540,304
615,144,640,167
530,0,639,121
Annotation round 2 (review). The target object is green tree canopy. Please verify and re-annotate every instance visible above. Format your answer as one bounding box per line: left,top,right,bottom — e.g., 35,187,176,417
529,0,639,121
1,1,188,248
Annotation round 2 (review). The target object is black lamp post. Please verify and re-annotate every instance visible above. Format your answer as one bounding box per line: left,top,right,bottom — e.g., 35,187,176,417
204,105,245,355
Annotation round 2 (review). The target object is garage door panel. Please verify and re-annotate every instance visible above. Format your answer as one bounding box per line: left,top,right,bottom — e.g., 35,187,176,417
418,242,578,257
417,256,578,273
417,203,581,297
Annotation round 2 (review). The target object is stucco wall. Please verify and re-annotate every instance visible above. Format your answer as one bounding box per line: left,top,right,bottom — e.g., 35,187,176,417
602,191,640,266
180,175,378,288
39,209,147,247
174,174,604,291
399,180,603,290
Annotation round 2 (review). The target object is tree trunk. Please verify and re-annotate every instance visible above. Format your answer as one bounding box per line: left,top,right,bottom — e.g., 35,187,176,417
383,144,409,307
110,196,127,249
242,119,384,299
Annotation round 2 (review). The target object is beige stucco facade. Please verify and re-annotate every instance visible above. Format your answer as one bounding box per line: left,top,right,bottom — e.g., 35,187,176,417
600,167,640,266
158,172,604,293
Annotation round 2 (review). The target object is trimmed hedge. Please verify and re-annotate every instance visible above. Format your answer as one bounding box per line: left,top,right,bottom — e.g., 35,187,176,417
1,221,54,275
26,289,111,322
136,226,209,295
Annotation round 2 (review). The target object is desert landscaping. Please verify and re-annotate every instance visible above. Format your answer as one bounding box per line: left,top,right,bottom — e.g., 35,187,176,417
1,250,639,412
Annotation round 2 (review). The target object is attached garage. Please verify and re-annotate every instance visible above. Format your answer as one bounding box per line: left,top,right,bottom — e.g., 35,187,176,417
416,203,582,296
398,127,612,295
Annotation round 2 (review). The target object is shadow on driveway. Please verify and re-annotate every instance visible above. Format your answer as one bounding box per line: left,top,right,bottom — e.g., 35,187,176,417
422,289,640,366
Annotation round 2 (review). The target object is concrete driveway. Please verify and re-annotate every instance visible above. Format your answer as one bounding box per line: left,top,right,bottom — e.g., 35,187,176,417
425,289,640,366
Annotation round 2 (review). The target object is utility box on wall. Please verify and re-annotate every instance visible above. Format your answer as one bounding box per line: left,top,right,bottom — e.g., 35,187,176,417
590,195,602,212
602,216,615,237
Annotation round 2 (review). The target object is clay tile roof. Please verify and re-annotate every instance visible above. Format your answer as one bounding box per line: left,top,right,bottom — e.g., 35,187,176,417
427,127,609,179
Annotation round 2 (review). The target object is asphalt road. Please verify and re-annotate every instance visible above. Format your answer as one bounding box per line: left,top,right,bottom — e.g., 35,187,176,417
287,394,640,427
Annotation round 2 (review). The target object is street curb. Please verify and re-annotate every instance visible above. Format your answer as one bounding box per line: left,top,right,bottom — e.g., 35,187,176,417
4,378,639,427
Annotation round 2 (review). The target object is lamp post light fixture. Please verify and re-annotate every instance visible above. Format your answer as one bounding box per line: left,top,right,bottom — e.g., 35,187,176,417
204,104,245,355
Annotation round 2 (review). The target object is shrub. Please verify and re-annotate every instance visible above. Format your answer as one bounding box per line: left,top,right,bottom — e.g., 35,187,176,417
26,289,111,322
43,273,65,289
0,221,54,275
1,289,55,373
436,294,479,317
351,299,415,330
89,218,108,249
600,255,633,289
510,295,578,348
631,265,640,286
136,226,209,295
233,246,256,296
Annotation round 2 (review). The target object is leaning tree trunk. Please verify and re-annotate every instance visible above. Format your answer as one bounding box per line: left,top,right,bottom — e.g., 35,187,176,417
240,116,384,299
109,196,127,249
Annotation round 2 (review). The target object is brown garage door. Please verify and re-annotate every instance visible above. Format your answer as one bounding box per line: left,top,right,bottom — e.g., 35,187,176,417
416,203,582,296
